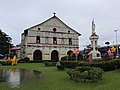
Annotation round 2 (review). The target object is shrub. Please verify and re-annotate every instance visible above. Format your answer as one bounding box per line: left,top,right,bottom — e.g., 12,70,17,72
60,59,120,71
92,67,104,80
61,56,76,61
24,57,30,63
74,71,88,82
18,57,30,63
66,66,104,82
75,66,91,73
44,62,57,67
1,60,12,65
57,65,64,70
61,56,68,61
66,69,75,79
60,61,78,69
18,59,25,63
78,60,120,71
88,67,104,82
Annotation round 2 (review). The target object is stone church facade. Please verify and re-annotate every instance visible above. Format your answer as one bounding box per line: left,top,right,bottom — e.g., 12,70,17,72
20,14,81,61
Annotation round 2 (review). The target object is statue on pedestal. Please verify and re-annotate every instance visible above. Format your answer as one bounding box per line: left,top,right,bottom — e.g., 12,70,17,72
89,19,102,60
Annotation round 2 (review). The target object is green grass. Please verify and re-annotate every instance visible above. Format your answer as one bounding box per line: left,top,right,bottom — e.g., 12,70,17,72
0,63,120,90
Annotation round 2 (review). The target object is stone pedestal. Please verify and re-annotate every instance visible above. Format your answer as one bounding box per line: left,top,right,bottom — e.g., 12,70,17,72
89,50,101,60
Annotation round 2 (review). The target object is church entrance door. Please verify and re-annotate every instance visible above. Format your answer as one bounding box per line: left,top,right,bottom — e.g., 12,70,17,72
33,50,42,60
51,50,59,61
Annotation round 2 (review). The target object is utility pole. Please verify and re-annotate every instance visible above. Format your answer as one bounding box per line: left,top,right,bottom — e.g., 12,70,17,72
114,30,119,58
7,36,11,55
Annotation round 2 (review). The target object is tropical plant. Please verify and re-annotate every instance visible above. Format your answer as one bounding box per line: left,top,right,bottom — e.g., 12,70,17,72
0,29,12,55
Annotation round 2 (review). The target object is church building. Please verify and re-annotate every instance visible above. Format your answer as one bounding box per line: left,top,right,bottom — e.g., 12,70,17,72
20,13,81,61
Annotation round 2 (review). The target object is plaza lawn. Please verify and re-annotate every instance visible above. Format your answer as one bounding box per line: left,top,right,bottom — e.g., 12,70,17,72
0,63,120,90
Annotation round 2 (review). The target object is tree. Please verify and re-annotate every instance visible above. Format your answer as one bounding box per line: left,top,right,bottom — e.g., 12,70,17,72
0,29,12,55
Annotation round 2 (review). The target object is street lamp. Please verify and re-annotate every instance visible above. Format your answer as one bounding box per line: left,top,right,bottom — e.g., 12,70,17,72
114,30,119,57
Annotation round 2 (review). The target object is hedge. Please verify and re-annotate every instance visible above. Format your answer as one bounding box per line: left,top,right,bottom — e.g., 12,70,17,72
18,57,30,63
44,62,57,67
60,61,79,69
1,60,12,65
60,59,120,71
57,65,64,70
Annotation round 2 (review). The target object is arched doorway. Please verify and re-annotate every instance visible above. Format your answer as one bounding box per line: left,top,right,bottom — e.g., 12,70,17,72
51,50,59,61
33,50,42,60
67,50,73,57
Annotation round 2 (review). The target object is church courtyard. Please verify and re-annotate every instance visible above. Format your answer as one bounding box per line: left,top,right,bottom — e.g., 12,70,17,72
0,63,120,90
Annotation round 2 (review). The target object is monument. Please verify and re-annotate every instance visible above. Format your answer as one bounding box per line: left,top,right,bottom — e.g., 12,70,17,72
89,19,101,60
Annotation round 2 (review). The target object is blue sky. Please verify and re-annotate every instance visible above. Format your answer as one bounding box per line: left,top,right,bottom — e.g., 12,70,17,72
0,0,120,49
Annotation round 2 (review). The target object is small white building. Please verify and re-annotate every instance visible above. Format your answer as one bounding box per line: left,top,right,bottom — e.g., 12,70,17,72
20,14,81,61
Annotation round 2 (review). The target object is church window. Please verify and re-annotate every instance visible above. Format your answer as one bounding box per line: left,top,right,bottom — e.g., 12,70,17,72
53,37,57,44
68,30,70,33
38,28,40,30
36,36,40,43
45,37,49,44
69,38,72,45
61,38,64,44
53,28,57,32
